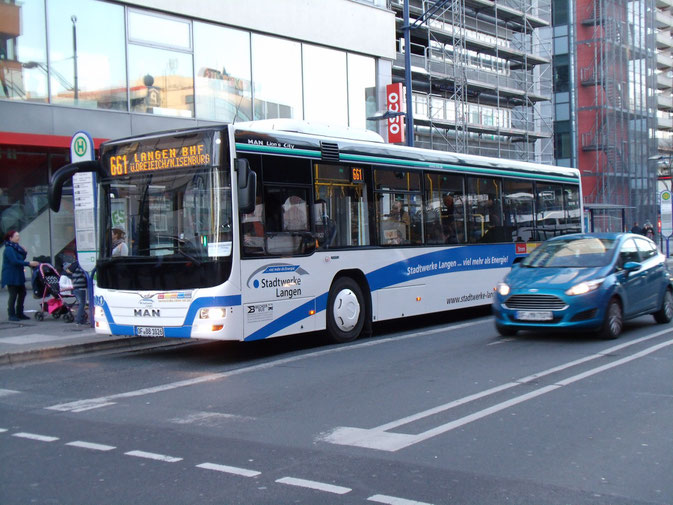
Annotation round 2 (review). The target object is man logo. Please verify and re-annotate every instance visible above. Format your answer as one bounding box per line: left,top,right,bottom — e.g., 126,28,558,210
134,309,160,317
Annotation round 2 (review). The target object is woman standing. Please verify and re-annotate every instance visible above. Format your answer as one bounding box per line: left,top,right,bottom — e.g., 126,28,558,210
2,231,38,321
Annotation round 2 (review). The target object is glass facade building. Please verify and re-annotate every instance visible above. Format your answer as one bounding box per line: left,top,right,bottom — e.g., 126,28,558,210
0,0,393,265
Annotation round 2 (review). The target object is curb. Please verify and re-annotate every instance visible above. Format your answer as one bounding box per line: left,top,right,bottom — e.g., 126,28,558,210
0,336,191,367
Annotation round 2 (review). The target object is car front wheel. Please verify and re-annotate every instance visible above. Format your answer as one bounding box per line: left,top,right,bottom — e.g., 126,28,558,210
599,298,622,340
653,288,673,324
495,322,517,337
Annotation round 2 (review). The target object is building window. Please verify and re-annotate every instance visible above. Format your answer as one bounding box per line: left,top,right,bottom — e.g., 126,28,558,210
127,10,194,117
194,22,252,122
347,53,376,130
303,44,348,126
0,0,48,102
47,0,126,110
252,34,302,120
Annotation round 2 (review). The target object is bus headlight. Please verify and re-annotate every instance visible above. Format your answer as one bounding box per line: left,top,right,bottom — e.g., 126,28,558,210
495,282,510,296
199,307,226,319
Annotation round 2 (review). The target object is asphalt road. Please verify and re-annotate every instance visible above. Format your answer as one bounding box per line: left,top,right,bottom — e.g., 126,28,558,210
1,309,672,505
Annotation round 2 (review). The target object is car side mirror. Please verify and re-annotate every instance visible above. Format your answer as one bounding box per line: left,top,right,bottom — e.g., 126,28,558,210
623,261,641,272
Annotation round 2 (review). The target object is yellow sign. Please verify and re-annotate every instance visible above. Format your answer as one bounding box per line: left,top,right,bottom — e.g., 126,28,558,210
108,143,211,176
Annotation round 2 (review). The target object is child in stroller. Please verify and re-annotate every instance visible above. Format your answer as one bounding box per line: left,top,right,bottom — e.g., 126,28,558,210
31,263,77,322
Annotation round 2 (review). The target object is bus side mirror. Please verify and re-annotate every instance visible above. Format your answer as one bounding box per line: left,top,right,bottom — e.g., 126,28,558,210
235,158,256,214
48,160,101,212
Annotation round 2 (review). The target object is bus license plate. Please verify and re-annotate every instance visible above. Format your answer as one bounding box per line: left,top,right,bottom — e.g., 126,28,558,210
135,326,164,337
516,311,553,321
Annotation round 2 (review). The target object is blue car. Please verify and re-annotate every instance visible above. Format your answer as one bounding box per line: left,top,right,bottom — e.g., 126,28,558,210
492,233,673,339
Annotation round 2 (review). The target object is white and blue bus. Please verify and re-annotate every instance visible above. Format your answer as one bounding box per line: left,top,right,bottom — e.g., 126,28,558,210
49,120,582,343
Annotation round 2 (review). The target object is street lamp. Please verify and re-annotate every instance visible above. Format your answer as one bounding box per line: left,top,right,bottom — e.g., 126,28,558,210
71,15,78,102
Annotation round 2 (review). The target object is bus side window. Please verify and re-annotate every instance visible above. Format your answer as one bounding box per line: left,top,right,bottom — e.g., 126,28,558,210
242,197,265,255
282,195,308,231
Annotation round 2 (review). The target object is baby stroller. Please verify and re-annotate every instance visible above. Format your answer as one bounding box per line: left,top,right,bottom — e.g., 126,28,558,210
32,263,76,322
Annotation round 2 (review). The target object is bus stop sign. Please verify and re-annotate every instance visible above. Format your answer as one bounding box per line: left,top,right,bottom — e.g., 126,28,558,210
661,190,672,238
70,131,97,271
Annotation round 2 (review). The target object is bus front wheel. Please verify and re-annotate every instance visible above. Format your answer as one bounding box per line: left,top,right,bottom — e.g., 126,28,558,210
326,277,365,343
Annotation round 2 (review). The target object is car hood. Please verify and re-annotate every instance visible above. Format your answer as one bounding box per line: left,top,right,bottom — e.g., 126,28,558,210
505,265,609,291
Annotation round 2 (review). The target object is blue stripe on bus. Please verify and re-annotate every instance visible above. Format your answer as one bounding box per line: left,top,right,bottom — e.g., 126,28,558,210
244,244,515,341
101,295,242,338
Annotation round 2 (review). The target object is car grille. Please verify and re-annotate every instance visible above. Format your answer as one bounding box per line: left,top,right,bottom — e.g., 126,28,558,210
504,294,567,311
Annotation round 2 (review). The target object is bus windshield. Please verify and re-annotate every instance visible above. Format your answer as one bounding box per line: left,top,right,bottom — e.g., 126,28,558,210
101,168,232,260
96,130,234,290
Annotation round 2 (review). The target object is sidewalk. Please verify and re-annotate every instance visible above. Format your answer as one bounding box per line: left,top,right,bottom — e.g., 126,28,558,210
0,286,186,366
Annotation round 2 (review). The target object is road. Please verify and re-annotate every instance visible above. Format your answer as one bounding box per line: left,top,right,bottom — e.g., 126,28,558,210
1,309,672,505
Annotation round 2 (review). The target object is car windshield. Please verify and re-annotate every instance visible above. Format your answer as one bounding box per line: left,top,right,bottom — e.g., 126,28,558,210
522,237,617,268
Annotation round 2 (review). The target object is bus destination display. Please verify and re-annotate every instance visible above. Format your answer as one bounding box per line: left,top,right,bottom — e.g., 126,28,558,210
108,142,211,176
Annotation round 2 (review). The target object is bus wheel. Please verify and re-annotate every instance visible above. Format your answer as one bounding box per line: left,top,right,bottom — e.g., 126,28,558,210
326,277,365,343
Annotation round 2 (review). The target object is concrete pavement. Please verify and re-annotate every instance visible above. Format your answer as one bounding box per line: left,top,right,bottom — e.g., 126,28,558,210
0,286,186,366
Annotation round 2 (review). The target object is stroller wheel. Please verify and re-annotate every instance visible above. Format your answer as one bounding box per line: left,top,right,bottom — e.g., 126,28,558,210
35,312,44,321
52,312,61,319
63,313,74,323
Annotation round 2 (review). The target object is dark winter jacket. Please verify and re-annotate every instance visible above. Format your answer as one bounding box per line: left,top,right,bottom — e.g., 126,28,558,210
1,241,29,287
65,261,88,290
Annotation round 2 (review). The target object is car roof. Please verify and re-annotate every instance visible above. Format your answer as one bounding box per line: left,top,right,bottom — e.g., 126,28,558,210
545,233,658,250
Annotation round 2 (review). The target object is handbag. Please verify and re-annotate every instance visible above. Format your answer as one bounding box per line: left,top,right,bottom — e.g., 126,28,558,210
59,275,74,292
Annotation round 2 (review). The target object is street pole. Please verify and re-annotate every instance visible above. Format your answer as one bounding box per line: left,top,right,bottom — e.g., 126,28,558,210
403,0,414,147
71,15,78,102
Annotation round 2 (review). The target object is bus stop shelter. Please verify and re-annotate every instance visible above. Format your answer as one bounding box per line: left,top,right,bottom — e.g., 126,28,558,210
583,204,635,233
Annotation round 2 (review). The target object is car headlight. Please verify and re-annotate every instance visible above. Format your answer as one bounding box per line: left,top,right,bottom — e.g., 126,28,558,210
198,307,226,319
565,278,605,296
495,282,510,296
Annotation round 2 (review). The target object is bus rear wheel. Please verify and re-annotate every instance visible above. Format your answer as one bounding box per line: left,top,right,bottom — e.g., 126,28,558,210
326,277,365,344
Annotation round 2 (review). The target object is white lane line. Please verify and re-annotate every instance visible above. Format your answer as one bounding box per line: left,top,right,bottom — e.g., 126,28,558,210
325,331,673,452
275,476,351,495
124,450,182,463
12,432,59,442
196,462,261,477
0,428,8,433
46,319,486,412
368,494,434,505
0,388,19,397
66,441,116,451
372,329,673,433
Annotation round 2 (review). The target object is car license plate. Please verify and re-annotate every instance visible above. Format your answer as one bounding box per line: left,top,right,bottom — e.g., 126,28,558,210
135,326,164,337
516,311,553,321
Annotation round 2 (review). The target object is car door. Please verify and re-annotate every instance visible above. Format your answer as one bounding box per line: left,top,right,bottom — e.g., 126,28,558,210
633,237,663,312
616,238,647,316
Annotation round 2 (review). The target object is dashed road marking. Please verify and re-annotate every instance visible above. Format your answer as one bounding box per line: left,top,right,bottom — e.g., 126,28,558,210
0,428,7,433
66,440,116,451
12,432,59,442
276,476,351,495
196,462,261,477
368,494,434,505
0,388,19,397
46,320,486,413
124,450,182,463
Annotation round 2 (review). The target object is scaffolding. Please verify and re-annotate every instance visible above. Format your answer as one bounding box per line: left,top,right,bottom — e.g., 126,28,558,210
389,0,554,163
577,0,658,226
